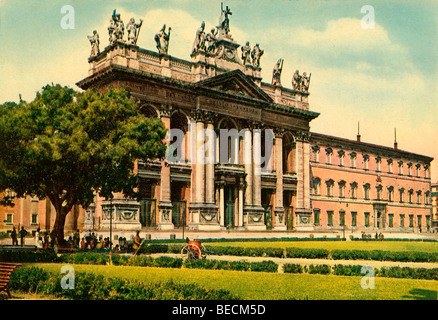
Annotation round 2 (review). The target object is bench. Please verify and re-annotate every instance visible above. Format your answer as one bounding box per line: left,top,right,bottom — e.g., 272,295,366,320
0,263,21,299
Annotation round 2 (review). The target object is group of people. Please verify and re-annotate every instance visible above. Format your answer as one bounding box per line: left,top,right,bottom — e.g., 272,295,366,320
10,226,28,246
10,226,65,248
78,230,129,252
9,226,142,252
360,231,385,240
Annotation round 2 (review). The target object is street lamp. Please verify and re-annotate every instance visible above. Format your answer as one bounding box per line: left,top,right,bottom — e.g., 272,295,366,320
109,196,113,265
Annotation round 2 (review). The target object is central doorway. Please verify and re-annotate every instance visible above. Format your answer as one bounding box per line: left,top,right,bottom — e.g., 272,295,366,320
225,186,235,228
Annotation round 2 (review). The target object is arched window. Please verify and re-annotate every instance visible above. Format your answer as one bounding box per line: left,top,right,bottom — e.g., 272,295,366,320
326,179,334,197
350,182,358,199
363,183,371,200
139,104,159,118
338,180,346,198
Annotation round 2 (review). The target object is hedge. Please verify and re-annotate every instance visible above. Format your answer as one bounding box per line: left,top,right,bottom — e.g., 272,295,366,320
9,266,238,300
61,253,278,273
285,247,330,259
0,249,58,263
205,246,285,258
330,249,438,263
282,263,438,280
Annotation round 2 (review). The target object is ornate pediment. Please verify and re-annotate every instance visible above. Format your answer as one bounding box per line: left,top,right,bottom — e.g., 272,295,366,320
196,69,273,102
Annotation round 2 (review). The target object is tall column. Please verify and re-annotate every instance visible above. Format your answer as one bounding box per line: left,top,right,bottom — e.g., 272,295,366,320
188,109,220,231
157,104,173,230
243,128,253,207
195,119,206,204
294,130,313,231
252,124,262,207
245,121,266,230
238,177,245,228
205,112,216,204
219,177,225,227
274,128,286,230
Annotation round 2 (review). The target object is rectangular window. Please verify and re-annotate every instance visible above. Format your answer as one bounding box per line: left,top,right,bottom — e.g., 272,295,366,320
351,212,357,227
364,158,369,170
388,214,394,228
314,209,320,226
327,211,333,226
400,214,405,228
364,212,370,227
6,213,13,224
327,153,332,164
417,216,422,229
339,211,345,226
409,214,414,228
376,160,381,172
31,213,38,225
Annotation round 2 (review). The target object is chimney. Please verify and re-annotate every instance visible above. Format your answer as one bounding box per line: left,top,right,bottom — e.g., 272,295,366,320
356,122,361,142
394,128,398,150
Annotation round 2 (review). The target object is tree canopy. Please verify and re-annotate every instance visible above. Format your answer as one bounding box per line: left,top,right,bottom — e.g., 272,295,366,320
0,84,166,242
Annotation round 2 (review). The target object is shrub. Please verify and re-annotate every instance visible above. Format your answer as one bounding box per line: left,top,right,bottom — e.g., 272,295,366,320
307,264,331,275
283,263,304,274
249,260,278,273
379,266,438,280
9,266,50,293
332,264,364,276
285,247,330,259
167,244,184,254
140,244,169,254
153,256,183,268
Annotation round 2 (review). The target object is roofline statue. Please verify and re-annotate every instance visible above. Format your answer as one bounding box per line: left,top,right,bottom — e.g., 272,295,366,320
155,24,172,55
272,58,284,86
218,2,232,36
87,30,100,58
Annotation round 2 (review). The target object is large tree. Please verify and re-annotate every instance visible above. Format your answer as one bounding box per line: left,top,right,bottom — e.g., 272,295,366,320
0,84,166,244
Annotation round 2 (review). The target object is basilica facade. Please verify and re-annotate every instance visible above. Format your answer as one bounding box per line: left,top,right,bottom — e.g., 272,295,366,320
0,7,434,235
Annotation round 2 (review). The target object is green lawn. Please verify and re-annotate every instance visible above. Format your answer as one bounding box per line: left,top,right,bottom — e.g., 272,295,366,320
32,263,438,300
204,240,438,253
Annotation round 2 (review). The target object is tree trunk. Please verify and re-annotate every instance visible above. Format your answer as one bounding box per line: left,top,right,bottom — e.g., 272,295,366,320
53,207,68,246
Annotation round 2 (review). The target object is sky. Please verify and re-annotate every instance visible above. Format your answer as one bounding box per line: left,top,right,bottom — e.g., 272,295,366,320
0,0,437,180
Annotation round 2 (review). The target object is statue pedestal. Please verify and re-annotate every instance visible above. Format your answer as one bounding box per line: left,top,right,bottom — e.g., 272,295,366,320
244,206,267,231
157,201,174,230
101,199,142,231
294,208,314,231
